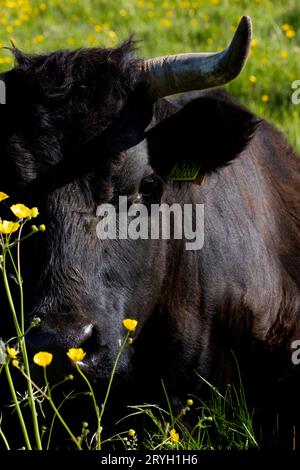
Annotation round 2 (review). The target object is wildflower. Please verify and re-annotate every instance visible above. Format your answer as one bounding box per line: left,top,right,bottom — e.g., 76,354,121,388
205,416,213,421
249,75,257,84
10,203,39,219
33,351,53,367
87,35,97,45
160,18,172,27
123,319,138,332
128,429,136,437
170,428,179,443
260,57,269,65
286,29,296,39
119,9,127,16
7,346,18,359
39,224,46,231
12,359,19,368
31,207,39,218
30,316,41,327
280,50,288,58
67,374,74,381
33,34,45,44
67,348,86,362
187,398,193,406
281,23,291,31
0,192,9,202
261,94,270,103
0,220,20,234
11,203,31,218
39,3,46,11
251,39,257,47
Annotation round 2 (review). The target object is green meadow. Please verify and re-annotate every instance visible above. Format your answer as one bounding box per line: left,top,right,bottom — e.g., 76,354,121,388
0,0,299,150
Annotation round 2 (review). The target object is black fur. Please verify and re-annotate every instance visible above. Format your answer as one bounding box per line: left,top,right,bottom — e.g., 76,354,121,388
0,42,299,449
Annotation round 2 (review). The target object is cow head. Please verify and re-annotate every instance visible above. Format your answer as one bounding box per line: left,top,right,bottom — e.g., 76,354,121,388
0,17,258,383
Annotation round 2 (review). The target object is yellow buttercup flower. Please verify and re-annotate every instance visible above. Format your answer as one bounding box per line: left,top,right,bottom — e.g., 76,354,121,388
286,29,296,39
123,319,138,332
170,428,179,443
33,34,45,44
128,429,136,437
249,75,257,84
187,398,193,406
0,192,9,202
39,224,46,231
0,220,20,234
31,207,39,218
67,348,86,362
10,204,39,219
281,23,291,32
261,94,270,103
33,351,53,367
280,50,288,58
7,346,18,359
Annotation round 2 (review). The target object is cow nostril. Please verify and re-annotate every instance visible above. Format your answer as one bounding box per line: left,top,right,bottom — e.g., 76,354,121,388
80,327,101,355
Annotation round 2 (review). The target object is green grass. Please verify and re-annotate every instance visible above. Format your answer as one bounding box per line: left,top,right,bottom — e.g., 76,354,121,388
0,0,299,150
121,374,258,450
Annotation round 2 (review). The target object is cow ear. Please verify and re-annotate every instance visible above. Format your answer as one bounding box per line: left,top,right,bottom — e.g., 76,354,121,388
146,91,261,180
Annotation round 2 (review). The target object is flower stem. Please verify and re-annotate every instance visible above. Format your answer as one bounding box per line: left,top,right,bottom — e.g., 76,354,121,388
76,364,101,450
3,238,43,450
4,364,32,450
15,231,43,450
97,332,130,448
0,426,10,450
43,367,82,450
2,250,21,337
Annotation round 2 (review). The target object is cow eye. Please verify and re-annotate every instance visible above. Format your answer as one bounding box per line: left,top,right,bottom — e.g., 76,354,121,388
139,176,156,196
139,174,163,201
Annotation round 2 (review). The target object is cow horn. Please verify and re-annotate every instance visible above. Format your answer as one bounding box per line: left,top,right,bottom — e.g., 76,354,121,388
141,16,252,98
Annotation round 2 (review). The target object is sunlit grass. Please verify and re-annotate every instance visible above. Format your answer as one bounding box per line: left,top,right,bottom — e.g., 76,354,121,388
0,0,299,150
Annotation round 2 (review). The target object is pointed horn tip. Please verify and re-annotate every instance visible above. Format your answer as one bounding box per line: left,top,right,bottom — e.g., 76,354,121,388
236,15,252,44
140,15,253,98
240,15,252,33
233,16,252,45
225,15,252,77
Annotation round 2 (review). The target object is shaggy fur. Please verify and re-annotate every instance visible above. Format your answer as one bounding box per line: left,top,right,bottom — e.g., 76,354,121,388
0,42,300,448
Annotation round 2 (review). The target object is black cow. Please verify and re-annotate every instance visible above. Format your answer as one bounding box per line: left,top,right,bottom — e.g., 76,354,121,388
1,16,300,447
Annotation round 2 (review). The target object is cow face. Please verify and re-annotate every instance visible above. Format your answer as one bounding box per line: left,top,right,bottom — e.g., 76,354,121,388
0,41,258,383
0,43,167,381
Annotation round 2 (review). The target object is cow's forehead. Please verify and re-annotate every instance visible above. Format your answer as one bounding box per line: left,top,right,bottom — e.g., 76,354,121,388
3,41,137,101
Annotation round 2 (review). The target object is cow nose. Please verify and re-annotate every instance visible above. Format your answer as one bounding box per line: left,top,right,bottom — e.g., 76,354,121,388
27,323,98,356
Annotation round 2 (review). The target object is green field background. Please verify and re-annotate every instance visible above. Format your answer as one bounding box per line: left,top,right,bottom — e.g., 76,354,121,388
0,0,299,151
